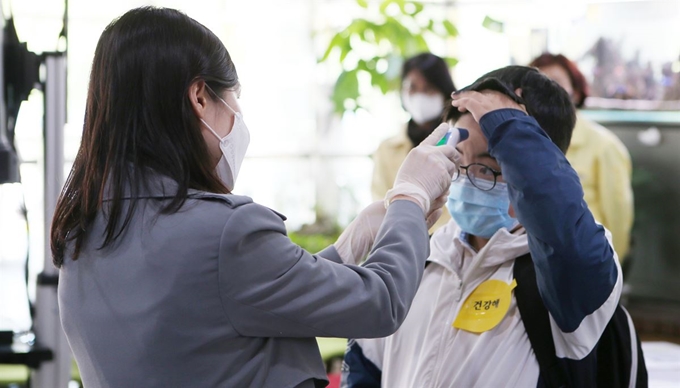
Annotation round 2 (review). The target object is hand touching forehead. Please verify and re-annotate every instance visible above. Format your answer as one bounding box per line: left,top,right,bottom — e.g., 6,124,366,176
450,89,526,123
452,114,501,171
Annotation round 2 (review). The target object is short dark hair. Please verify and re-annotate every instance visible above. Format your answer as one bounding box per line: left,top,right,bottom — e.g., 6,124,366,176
51,7,238,266
529,53,589,108
445,66,575,154
402,53,456,97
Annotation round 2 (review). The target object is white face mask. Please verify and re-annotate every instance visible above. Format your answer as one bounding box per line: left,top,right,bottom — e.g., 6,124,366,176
402,92,445,125
200,97,250,191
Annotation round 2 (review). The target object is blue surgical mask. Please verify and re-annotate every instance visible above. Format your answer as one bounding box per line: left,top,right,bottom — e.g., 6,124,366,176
447,177,518,238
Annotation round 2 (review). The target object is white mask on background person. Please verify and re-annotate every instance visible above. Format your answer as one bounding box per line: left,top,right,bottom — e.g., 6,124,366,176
402,92,445,125
200,97,250,191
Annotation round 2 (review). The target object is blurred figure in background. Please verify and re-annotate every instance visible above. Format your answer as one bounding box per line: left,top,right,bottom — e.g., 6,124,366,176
530,53,634,262
371,53,455,232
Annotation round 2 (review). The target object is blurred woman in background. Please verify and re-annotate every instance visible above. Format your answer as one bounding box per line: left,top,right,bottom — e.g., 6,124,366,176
371,53,456,231
530,53,634,263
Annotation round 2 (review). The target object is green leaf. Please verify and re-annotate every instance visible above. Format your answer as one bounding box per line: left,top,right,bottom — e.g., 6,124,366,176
405,1,424,16
347,19,369,35
367,57,379,71
370,72,390,94
383,16,418,55
320,32,344,62
442,20,459,37
425,19,435,32
443,56,459,67
379,0,399,15
482,15,504,33
339,37,353,63
379,0,389,14
413,34,429,53
360,27,376,43
332,70,360,114
321,0,459,114
395,0,408,16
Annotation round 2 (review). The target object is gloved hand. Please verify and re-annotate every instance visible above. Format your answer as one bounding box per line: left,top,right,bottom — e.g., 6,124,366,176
334,194,448,265
426,193,447,229
334,201,386,265
385,123,460,214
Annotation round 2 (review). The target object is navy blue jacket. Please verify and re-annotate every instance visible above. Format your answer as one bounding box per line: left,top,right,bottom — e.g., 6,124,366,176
343,109,623,387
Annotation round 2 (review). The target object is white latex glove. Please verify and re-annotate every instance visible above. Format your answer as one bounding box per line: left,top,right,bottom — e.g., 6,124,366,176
334,194,447,265
334,201,386,265
385,123,460,214
426,193,447,229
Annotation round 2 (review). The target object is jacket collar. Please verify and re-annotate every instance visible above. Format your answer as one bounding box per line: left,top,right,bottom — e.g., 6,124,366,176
428,219,529,274
101,170,180,201
98,168,275,216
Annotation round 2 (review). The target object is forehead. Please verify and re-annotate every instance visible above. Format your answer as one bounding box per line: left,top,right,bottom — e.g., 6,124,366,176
405,69,423,81
539,65,571,89
452,114,487,153
403,69,432,88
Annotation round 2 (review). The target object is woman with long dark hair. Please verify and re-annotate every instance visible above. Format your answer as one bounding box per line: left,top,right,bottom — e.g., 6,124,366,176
371,53,456,232
51,7,458,387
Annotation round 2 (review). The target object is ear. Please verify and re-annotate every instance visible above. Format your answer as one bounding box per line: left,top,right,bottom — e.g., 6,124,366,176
188,79,210,119
508,203,516,218
514,88,523,97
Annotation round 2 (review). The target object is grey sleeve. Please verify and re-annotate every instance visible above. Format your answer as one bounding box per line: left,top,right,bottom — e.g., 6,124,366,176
217,200,429,339
317,245,343,264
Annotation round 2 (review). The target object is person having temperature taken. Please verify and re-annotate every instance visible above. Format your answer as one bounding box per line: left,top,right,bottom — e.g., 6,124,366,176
342,66,628,388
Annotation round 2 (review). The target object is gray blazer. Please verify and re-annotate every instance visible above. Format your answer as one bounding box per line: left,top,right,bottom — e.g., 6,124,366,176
58,173,429,387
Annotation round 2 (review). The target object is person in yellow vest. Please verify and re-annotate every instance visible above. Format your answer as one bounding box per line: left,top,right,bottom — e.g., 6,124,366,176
530,53,634,262
371,53,456,232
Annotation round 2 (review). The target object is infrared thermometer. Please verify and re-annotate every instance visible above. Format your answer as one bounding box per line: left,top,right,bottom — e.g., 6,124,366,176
437,127,469,147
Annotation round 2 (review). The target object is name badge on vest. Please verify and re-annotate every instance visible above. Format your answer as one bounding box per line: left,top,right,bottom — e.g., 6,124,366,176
452,279,517,333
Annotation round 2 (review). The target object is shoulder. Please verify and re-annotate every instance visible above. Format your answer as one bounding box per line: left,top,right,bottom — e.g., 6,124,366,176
375,131,410,154
576,116,630,157
189,191,254,208
187,192,287,231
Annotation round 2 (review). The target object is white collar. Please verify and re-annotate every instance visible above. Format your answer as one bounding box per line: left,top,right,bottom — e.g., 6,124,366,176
428,219,529,275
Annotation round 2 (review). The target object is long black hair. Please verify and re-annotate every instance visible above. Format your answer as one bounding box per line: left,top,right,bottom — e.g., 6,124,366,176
401,53,456,145
401,53,456,97
51,7,238,266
